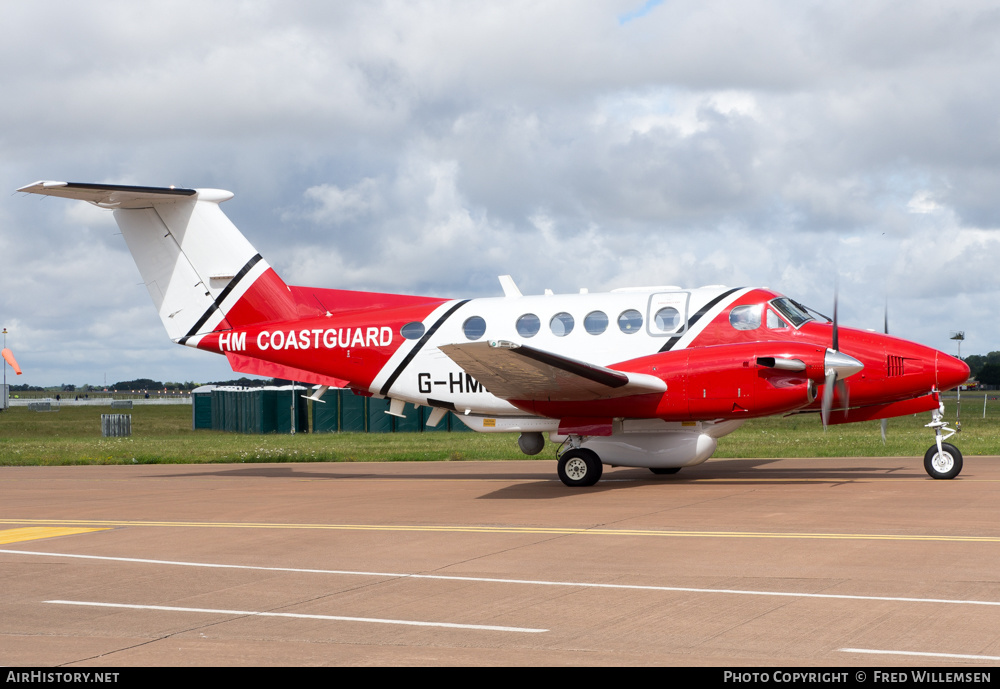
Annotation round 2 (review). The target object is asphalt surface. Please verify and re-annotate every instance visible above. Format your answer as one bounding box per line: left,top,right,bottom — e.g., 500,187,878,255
2,456,999,666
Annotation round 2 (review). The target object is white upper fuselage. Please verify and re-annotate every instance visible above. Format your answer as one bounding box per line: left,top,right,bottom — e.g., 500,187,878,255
371,285,747,415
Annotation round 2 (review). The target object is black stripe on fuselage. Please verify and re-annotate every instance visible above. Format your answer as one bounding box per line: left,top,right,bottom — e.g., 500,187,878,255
177,253,263,345
658,287,743,353
378,299,470,397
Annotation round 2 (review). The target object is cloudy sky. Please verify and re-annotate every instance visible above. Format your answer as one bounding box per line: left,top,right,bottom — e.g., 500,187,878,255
2,0,998,386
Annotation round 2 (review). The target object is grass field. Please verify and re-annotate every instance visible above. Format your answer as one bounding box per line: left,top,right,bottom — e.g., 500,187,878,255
0,394,996,465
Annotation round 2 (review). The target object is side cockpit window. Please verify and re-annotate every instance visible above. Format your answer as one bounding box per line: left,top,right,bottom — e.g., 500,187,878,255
729,304,761,331
766,309,788,329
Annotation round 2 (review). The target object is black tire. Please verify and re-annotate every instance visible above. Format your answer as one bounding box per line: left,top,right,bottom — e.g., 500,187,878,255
649,467,681,475
557,448,603,487
924,442,963,480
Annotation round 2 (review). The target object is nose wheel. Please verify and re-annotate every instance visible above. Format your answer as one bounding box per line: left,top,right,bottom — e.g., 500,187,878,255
924,442,963,480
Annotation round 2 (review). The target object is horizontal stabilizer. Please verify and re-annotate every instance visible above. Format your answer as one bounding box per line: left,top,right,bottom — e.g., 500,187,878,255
439,340,666,402
17,181,200,208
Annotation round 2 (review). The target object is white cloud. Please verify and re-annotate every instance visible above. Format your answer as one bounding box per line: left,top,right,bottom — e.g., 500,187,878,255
907,190,943,214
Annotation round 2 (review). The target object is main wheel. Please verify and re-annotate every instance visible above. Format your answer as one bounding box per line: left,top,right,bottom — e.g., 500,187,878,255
924,442,963,480
649,467,681,475
557,448,603,487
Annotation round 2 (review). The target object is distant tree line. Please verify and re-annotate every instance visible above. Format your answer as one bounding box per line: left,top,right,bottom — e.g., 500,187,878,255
6,377,288,393
107,377,282,391
965,352,1000,386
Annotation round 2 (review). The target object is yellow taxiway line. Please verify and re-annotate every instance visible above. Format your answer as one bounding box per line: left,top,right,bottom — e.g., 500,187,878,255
0,526,109,545
0,518,997,543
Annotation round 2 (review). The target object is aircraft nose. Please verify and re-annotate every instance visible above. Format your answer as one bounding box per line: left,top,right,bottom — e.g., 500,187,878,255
937,353,970,391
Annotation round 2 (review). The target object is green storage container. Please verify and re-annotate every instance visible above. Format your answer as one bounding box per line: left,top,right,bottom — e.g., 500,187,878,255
449,412,473,432
421,406,448,432
340,389,368,432
312,388,342,433
273,388,308,434
192,391,213,429
367,397,393,433
392,401,423,433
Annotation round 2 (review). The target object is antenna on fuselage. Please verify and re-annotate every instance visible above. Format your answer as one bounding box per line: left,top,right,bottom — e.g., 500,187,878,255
498,275,522,298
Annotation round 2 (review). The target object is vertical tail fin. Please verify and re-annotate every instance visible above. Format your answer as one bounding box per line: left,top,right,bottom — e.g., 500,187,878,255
18,182,312,346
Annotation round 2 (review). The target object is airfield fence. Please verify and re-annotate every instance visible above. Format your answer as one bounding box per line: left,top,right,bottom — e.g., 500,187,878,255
28,401,57,412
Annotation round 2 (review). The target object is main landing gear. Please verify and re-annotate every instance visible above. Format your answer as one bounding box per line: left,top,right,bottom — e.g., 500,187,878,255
557,448,603,487
924,405,962,480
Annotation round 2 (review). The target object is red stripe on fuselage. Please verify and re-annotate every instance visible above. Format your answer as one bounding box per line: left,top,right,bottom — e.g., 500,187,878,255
197,300,447,389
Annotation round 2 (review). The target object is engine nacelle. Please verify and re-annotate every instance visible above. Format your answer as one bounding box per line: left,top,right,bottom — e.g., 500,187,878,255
615,341,829,420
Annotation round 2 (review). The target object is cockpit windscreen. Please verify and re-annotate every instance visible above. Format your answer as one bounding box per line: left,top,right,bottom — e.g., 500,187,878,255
770,298,819,327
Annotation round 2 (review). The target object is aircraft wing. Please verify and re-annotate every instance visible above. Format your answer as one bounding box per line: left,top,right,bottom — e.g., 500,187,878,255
438,340,666,402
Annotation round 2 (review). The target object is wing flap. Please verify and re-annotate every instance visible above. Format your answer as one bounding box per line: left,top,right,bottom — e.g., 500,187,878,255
439,340,666,402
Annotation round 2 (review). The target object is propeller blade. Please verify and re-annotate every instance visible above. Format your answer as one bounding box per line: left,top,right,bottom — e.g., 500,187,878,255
883,296,889,335
821,368,836,429
837,378,849,419
832,276,839,352
880,418,888,444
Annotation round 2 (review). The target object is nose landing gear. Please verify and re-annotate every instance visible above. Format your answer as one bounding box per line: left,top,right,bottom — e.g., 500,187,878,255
924,403,962,479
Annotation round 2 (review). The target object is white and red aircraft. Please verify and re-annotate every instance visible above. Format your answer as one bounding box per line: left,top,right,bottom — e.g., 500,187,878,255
19,181,970,486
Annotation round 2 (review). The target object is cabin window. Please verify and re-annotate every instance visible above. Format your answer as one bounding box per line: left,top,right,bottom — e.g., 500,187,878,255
400,321,425,340
654,306,681,332
463,316,487,340
729,304,761,330
618,309,643,334
550,312,575,337
584,311,608,335
516,314,540,338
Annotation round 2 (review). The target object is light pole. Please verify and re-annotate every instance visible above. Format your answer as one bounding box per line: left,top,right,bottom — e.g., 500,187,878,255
2,328,7,411
951,331,965,428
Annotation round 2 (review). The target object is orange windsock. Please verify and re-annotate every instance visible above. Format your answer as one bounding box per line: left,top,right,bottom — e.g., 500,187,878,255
1,348,22,375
